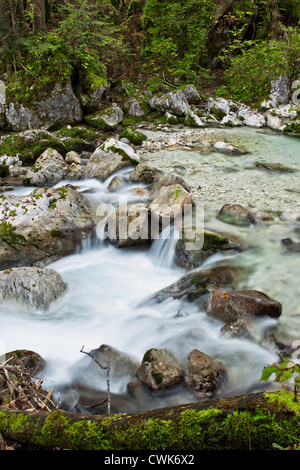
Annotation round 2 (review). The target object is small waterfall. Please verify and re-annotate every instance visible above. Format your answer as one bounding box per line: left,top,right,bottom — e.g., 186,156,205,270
77,228,105,254
149,224,180,269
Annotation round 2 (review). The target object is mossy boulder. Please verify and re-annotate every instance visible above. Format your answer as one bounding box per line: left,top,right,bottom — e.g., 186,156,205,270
0,129,96,167
0,186,94,269
175,229,243,270
120,127,147,145
84,104,123,130
136,348,184,391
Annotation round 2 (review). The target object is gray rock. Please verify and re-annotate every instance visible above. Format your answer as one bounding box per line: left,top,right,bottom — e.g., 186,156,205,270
184,111,204,127
107,175,126,192
150,184,193,226
65,151,82,165
207,97,230,120
0,266,66,309
136,348,184,391
84,104,123,130
25,148,69,186
0,186,95,268
5,81,82,131
270,75,290,106
0,80,6,128
183,85,201,104
124,97,146,117
213,141,242,155
85,138,138,181
149,90,190,117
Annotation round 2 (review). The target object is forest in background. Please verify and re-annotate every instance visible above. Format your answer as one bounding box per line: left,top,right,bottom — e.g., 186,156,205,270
0,0,299,107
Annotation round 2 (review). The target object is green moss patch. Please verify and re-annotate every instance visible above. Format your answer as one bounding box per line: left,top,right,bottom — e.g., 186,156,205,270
120,127,147,145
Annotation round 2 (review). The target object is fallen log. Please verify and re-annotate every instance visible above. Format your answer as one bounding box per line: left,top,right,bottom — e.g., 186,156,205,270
0,389,299,450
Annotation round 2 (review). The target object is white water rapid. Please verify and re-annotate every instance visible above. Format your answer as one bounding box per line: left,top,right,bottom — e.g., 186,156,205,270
1,126,299,413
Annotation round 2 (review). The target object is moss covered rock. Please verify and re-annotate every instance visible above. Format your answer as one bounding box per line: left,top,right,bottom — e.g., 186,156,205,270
120,127,147,145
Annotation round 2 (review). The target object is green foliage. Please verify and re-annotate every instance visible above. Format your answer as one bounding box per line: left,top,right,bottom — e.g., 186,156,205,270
225,29,300,104
141,0,215,86
261,357,300,402
2,0,128,103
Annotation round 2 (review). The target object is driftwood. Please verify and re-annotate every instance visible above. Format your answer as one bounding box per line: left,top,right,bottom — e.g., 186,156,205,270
0,389,299,450
0,355,56,413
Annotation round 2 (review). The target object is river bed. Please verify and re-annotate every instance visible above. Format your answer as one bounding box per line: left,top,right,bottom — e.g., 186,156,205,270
0,125,299,413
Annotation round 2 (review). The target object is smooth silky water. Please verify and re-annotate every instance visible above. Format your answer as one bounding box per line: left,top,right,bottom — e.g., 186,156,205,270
0,126,299,413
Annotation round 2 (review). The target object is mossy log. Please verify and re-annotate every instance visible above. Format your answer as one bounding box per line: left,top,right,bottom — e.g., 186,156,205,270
0,389,299,450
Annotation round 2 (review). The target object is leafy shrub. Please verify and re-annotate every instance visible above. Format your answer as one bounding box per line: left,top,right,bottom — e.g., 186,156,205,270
225,28,300,104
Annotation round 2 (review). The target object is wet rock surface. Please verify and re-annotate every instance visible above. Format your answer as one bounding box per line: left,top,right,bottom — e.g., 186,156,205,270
0,266,66,309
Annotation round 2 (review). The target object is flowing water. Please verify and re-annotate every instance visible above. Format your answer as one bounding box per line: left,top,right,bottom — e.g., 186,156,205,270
0,126,300,413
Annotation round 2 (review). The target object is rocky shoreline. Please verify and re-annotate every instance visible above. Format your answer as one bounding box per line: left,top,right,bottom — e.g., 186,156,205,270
0,77,299,417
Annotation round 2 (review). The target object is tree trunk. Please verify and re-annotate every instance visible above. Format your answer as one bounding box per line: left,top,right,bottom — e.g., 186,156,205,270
33,0,46,31
0,389,299,450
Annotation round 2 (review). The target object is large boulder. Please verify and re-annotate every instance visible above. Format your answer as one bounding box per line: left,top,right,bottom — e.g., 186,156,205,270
186,349,226,398
5,81,82,132
149,90,190,117
85,138,139,181
175,229,243,271
25,148,70,186
84,104,123,130
207,289,282,324
207,97,230,120
0,266,66,309
136,348,184,391
0,186,95,269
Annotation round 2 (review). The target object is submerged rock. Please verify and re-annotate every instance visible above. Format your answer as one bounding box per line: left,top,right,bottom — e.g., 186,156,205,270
186,349,226,398
0,186,94,269
0,266,66,309
136,348,184,391
281,238,300,253
217,204,256,226
175,229,243,271
213,141,242,155
207,289,282,324
255,161,297,173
